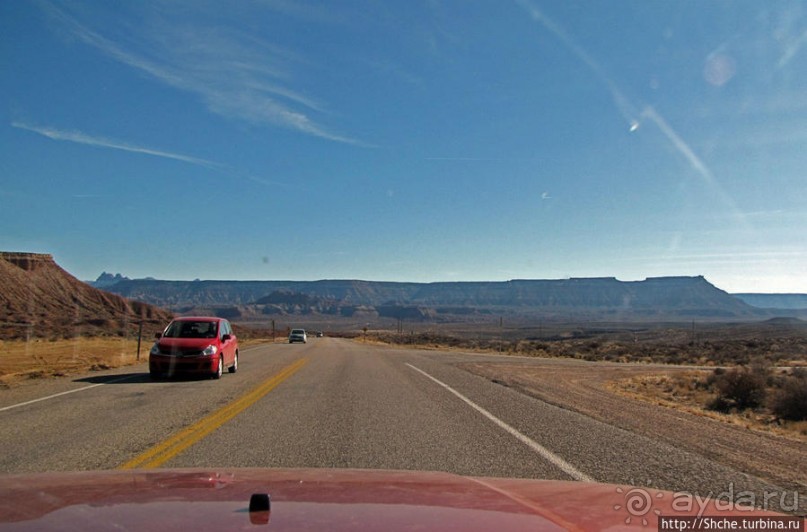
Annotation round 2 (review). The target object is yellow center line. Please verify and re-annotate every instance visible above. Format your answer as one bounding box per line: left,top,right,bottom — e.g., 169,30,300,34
119,358,308,470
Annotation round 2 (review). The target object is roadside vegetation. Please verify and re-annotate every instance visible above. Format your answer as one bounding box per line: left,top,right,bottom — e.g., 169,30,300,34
369,329,807,367
0,337,145,387
611,365,807,438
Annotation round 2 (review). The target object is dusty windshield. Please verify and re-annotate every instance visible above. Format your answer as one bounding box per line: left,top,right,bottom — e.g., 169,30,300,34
163,321,218,339
1,0,806,524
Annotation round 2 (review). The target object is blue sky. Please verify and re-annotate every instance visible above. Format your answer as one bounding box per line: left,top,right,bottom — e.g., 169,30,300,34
2,1,806,292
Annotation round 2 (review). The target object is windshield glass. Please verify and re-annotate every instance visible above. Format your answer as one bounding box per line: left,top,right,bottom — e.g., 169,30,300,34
1,0,805,525
164,321,218,339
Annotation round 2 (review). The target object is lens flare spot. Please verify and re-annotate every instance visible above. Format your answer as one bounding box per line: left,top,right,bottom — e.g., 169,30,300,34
704,53,736,86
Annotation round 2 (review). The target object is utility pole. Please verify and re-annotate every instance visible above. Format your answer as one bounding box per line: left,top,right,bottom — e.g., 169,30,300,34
136,321,143,361
499,316,503,354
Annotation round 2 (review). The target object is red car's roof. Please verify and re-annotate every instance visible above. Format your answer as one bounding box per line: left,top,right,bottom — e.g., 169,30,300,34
0,468,790,531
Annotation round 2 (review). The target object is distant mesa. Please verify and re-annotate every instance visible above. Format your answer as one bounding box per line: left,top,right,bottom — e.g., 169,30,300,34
8,251,804,340
254,290,327,307
94,274,794,321
762,317,805,325
733,293,807,310
11,255,798,325
92,272,132,288
89,272,155,288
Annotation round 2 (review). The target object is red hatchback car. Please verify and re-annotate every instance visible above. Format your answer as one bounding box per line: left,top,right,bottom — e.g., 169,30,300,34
149,317,239,379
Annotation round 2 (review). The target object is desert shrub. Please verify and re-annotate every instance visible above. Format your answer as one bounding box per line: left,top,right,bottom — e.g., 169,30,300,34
767,371,789,389
707,367,767,411
694,375,711,390
664,353,683,364
748,357,774,383
704,366,725,388
707,395,732,413
770,376,807,421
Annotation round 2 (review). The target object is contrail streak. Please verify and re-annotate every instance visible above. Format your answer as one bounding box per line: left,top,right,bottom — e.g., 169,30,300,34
515,0,747,227
12,122,220,168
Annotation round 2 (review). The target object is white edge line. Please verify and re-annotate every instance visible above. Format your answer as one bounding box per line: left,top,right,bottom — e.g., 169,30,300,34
0,374,140,413
406,363,594,483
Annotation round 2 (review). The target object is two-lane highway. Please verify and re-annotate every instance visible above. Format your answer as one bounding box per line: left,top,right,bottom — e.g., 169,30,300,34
163,338,582,480
0,338,799,512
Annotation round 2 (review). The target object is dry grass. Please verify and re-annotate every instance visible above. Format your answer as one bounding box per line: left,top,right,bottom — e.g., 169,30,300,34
368,330,807,367
0,336,275,387
0,337,146,386
609,372,807,441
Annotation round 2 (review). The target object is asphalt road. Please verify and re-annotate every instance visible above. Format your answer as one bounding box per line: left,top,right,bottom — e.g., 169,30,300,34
0,338,800,511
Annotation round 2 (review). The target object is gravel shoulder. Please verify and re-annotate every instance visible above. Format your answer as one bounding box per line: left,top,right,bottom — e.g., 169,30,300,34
459,359,807,498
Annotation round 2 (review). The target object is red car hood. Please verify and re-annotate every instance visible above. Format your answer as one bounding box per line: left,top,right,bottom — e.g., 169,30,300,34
0,468,789,531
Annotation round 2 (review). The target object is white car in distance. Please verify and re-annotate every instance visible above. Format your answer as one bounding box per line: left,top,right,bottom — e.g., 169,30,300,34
288,329,307,344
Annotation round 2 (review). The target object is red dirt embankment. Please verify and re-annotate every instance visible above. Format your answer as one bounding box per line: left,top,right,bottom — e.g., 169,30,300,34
0,252,172,340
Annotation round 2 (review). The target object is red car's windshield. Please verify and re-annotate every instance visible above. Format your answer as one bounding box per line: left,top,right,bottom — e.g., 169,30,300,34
164,321,218,339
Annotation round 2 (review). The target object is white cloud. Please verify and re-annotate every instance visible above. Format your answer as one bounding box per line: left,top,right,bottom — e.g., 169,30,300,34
37,1,363,145
779,28,807,68
13,121,306,188
12,122,219,168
